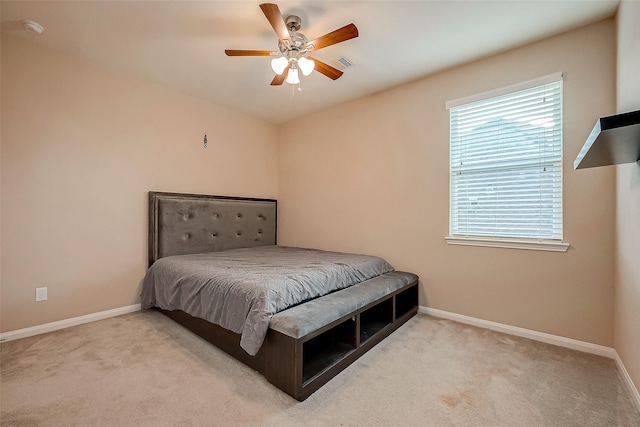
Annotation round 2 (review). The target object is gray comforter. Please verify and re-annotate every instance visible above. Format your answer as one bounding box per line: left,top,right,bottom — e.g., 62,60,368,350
140,245,394,355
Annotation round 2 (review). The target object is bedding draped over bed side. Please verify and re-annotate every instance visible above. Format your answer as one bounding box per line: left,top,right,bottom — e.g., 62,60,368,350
140,245,394,355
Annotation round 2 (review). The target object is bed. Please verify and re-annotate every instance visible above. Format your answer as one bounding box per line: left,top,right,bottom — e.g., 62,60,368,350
142,191,419,400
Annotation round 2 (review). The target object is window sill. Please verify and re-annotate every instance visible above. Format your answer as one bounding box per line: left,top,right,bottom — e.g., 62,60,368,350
444,236,570,252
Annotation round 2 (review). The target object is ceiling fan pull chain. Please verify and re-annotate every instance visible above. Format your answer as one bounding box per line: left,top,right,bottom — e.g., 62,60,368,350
203,132,208,149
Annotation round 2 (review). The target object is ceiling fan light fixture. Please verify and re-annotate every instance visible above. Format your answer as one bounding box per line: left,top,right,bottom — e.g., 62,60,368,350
226,3,359,87
298,57,315,76
285,67,300,85
271,57,288,75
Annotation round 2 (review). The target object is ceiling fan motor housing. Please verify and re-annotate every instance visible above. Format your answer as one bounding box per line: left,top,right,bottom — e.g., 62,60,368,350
278,15,308,54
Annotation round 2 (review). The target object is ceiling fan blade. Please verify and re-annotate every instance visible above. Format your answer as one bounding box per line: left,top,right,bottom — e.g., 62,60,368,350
308,57,344,80
270,72,286,86
305,23,358,52
259,3,293,44
225,50,275,56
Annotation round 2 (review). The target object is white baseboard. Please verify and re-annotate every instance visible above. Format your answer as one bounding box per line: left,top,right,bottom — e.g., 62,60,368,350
614,351,640,411
420,306,616,358
420,306,640,412
0,304,142,343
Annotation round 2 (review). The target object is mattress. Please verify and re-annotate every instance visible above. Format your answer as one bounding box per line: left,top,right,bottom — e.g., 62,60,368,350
140,245,394,355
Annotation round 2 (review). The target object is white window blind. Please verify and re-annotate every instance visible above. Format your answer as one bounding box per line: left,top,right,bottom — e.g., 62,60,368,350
448,77,563,242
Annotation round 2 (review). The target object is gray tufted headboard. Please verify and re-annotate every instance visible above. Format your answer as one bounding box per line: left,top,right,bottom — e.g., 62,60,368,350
148,192,277,266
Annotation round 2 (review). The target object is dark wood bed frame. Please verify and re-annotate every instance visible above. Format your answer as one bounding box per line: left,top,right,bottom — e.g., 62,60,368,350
147,191,419,401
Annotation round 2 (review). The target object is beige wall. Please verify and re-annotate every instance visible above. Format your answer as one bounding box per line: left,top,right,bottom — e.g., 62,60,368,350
615,0,640,396
0,35,278,332
278,20,617,346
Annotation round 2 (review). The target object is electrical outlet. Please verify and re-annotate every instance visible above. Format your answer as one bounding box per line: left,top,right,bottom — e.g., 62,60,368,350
35,287,48,302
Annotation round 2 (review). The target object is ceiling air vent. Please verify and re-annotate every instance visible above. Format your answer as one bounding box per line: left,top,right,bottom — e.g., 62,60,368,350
337,56,354,69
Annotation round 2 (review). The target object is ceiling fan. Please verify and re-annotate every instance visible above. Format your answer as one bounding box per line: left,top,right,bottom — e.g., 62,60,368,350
225,3,359,86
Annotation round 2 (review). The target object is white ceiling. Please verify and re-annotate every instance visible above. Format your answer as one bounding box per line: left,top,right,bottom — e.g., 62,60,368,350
1,1,620,124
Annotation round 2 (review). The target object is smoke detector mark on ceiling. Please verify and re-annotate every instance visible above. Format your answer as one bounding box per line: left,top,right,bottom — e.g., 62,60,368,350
23,20,44,35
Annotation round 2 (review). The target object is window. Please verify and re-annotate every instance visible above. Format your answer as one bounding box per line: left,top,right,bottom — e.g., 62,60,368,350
445,73,568,252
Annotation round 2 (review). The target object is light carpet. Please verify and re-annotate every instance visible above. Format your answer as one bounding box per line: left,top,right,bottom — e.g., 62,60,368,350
1,311,639,426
